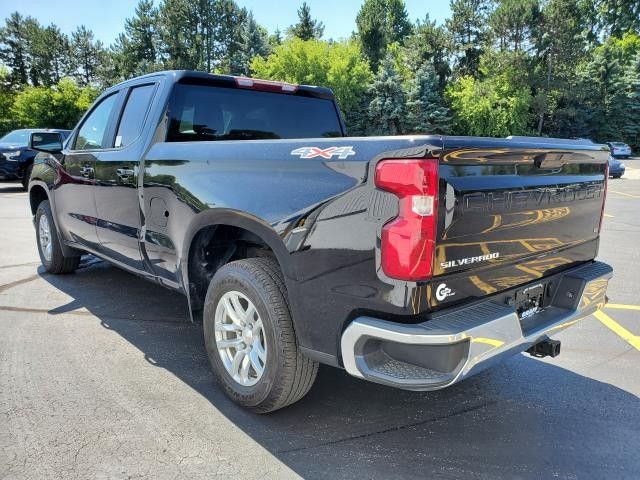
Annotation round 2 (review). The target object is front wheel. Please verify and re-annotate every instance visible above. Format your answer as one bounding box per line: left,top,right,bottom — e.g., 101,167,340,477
203,258,318,413
35,200,80,274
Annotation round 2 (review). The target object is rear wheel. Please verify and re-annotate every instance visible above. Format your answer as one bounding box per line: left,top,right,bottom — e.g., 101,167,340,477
203,258,318,413
35,200,80,274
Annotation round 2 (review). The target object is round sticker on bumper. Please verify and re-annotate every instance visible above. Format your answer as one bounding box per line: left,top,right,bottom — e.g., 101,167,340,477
436,283,455,302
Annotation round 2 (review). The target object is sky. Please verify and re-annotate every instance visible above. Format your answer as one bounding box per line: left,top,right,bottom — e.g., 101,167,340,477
0,0,452,46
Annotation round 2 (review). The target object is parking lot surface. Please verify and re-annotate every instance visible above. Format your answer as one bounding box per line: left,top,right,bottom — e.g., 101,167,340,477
1,163,639,479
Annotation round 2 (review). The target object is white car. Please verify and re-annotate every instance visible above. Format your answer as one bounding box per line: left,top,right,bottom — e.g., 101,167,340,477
607,142,632,158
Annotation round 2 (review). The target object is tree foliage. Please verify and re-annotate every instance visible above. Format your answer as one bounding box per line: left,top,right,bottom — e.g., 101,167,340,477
404,63,452,134
10,78,98,129
446,0,491,76
447,51,532,136
287,2,324,41
367,54,405,134
356,0,413,71
0,0,638,149
251,38,372,113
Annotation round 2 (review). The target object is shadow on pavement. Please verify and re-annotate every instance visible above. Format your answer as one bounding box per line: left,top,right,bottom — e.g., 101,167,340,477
40,258,640,480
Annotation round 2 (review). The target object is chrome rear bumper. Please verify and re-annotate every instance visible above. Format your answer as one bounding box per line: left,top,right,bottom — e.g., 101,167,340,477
341,261,612,390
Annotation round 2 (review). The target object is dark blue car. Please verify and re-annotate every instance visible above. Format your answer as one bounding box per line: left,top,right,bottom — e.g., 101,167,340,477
0,128,71,190
608,155,626,178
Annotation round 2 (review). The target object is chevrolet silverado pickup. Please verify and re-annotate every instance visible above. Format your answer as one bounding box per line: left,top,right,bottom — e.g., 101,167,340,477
28,70,613,413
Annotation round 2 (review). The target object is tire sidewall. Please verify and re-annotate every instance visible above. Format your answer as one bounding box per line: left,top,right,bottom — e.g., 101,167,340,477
35,201,55,271
203,266,282,408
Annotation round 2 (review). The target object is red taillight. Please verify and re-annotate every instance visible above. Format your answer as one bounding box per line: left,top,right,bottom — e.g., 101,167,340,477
234,77,298,93
374,158,439,281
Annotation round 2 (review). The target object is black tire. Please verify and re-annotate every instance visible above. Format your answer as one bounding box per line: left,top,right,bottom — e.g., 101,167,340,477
612,174,621,179
21,163,33,191
203,257,318,413
35,200,80,274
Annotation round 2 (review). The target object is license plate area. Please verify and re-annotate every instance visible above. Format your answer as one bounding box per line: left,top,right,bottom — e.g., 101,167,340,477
515,282,546,320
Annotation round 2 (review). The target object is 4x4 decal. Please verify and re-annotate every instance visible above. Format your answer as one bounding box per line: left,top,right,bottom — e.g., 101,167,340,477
291,146,356,159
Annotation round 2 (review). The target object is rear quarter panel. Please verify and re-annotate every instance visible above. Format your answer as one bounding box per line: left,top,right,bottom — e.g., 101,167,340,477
141,136,443,360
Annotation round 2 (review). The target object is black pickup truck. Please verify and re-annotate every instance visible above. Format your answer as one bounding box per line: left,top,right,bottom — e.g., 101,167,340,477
28,70,613,413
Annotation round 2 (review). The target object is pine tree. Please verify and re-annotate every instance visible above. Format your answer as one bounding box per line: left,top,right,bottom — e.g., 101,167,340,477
0,12,32,85
356,0,412,71
404,64,452,134
287,2,324,41
157,0,200,69
446,0,490,77
403,15,452,89
122,0,159,74
368,54,405,135
489,0,539,52
70,26,106,86
226,11,271,75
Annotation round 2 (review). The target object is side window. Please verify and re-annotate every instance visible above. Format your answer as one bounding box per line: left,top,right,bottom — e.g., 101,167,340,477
115,84,156,148
74,93,118,151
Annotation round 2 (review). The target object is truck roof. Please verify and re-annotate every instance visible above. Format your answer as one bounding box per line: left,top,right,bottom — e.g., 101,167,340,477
108,70,336,101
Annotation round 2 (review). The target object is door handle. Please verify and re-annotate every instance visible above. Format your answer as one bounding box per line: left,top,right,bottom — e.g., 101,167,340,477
80,165,94,178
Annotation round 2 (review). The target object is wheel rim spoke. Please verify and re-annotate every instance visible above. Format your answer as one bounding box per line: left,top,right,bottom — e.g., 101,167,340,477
230,349,246,378
38,215,52,262
217,338,244,349
223,296,244,327
253,340,266,363
214,290,268,387
215,322,241,333
249,348,264,376
239,354,251,383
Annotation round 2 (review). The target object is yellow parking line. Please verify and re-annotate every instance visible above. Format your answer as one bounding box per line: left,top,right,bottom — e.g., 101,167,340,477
605,303,640,311
594,310,640,351
609,190,640,199
603,213,614,218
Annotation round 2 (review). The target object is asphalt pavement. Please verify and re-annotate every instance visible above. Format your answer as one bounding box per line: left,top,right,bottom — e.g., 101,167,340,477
1,162,639,479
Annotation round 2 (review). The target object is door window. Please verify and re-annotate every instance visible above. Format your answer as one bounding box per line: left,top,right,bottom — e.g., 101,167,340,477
115,84,157,148
74,93,118,151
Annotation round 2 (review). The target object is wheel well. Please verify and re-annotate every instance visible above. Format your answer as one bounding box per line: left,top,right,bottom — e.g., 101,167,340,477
29,185,48,215
187,224,277,310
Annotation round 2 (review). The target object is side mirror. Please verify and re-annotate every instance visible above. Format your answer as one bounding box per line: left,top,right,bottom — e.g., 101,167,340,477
30,132,63,154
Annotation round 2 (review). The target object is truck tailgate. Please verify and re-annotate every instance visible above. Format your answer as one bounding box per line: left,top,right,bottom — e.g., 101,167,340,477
433,138,608,305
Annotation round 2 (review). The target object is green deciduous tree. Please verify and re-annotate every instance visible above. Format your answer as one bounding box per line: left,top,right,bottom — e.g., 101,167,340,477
250,38,372,114
447,52,532,137
10,77,98,129
287,2,324,40
356,0,412,71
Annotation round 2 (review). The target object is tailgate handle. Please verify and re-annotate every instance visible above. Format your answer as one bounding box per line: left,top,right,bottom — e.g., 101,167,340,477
534,153,567,169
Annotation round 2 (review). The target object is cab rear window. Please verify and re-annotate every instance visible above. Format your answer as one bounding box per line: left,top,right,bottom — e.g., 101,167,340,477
167,83,342,142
